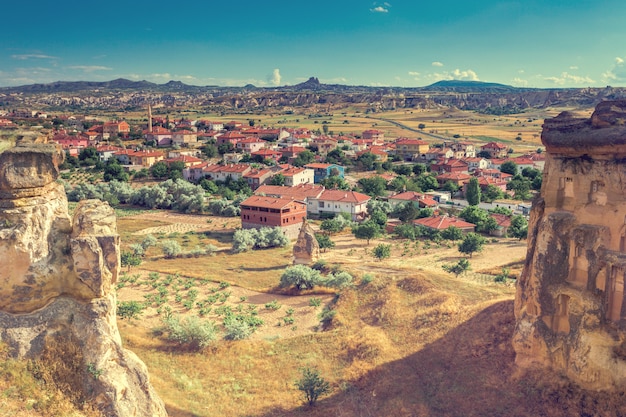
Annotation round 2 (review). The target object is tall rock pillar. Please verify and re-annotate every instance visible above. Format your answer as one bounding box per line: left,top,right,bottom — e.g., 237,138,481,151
513,101,626,390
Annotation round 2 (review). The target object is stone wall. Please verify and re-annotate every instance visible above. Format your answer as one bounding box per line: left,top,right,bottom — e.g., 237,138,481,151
513,101,626,390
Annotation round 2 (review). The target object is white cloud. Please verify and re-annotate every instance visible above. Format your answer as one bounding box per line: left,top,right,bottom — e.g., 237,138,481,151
11,54,57,60
430,69,479,82
616,57,624,64
511,77,529,87
408,71,420,76
431,61,444,67
270,68,281,86
67,65,112,72
370,6,388,12
544,72,594,85
600,57,626,84
518,69,525,74
569,66,579,70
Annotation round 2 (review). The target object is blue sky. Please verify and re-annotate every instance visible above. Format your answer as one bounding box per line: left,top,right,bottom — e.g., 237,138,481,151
2,0,626,88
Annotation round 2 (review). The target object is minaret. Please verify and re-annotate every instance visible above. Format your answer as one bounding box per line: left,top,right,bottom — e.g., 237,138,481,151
148,104,153,133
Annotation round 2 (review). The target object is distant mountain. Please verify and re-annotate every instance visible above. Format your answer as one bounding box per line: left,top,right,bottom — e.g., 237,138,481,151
423,80,520,92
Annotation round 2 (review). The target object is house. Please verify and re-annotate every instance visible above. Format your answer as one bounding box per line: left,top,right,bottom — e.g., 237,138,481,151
435,172,471,188
128,150,165,168
171,130,198,147
217,131,247,146
464,157,490,172
254,184,325,203
240,195,308,239
388,191,439,209
490,213,512,237
308,190,370,221
103,121,130,138
357,146,388,162
144,126,172,147
50,134,89,153
312,136,339,155
480,142,508,158
431,158,469,174
362,129,384,141
251,148,282,162
224,121,243,131
394,138,430,161
164,155,203,168
280,166,314,186
413,215,476,233
96,145,125,161
447,141,476,158
236,137,266,154
243,168,274,190
304,163,345,183
79,130,100,146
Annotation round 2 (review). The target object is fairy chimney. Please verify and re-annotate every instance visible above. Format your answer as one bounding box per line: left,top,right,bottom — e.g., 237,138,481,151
513,100,626,390
292,218,320,265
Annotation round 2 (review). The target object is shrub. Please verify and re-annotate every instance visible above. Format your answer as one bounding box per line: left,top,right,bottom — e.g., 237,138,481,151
324,271,353,289
295,367,331,407
265,300,282,310
309,297,322,307
361,273,375,285
372,243,391,261
163,315,217,350
223,319,253,340
161,240,182,258
280,265,322,291
117,301,144,320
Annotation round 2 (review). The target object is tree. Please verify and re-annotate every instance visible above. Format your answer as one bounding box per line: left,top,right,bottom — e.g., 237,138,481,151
442,181,460,195
466,177,481,206
441,226,463,241
412,163,428,176
416,174,438,191
280,265,322,290
393,164,413,176
121,251,142,271
500,161,518,176
442,258,471,277
507,174,532,200
394,201,419,223
218,142,234,155
320,216,348,235
161,240,182,258
358,176,387,197
482,184,504,202
269,173,285,186
370,209,388,227
150,161,169,178
418,123,426,130
293,150,315,167
320,175,350,190
373,243,391,261
103,159,129,182
509,215,528,240
458,232,486,258
356,152,377,171
352,221,382,245
315,234,335,252
295,367,331,407
201,144,217,158
490,206,512,216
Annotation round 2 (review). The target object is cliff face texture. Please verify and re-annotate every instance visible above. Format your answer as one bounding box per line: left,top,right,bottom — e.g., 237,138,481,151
514,100,626,390
0,143,167,416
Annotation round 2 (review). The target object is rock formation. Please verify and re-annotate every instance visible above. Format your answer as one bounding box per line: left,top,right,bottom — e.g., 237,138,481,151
0,143,167,416
513,100,626,390
292,219,320,265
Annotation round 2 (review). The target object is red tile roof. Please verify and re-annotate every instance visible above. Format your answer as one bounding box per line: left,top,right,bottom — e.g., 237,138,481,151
240,195,302,210
255,184,324,200
413,215,476,230
317,190,370,204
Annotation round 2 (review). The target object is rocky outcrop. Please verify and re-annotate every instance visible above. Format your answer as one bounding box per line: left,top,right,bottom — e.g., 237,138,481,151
0,143,167,416
513,100,626,390
292,219,320,265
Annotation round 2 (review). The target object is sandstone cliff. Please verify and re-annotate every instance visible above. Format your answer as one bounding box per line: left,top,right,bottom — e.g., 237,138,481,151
292,219,320,265
0,143,167,416
513,100,626,390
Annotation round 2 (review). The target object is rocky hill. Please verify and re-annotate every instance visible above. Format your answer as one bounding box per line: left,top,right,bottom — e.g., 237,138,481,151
2,78,626,113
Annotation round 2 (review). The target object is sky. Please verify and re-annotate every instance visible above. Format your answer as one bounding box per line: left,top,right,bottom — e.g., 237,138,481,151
2,0,626,88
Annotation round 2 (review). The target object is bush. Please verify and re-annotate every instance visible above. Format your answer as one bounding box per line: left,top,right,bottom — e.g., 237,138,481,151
117,301,144,320
223,319,253,340
161,240,182,258
324,271,353,289
163,315,217,350
280,265,322,291
296,367,331,407
232,227,289,253
309,297,322,307
372,243,391,261
361,273,375,285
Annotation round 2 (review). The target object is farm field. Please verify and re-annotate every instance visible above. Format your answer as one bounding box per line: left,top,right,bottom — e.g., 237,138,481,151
115,210,555,417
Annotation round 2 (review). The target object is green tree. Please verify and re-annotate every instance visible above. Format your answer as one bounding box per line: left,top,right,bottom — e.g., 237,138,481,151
121,251,142,271
482,185,504,202
442,258,471,277
372,243,391,261
280,265,322,290
358,176,387,197
320,175,351,190
509,215,528,240
458,232,486,258
370,209,388,227
269,173,286,186
356,152,377,171
466,177,481,206
352,220,382,245
320,216,348,235
293,150,315,167
315,233,335,252
103,159,129,182
442,181,460,195
295,367,331,407
416,174,438,191
418,123,426,130
507,174,532,200
394,201,419,223
393,164,413,176
441,226,463,241
161,240,182,258
150,161,169,178
201,144,217,158
412,163,428,176
490,206,512,216
500,161,518,176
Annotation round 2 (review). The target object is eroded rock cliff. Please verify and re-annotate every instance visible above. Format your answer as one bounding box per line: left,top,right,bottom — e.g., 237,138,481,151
514,100,626,390
0,143,167,416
